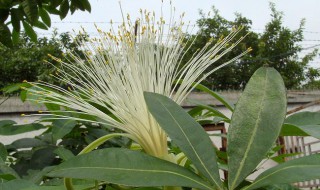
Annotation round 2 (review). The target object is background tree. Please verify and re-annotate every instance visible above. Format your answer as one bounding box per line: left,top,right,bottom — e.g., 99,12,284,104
0,30,86,90
0,0,91,47
183,3,319,90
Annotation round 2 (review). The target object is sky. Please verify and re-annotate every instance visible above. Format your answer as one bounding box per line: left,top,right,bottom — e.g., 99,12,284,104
44,0,320,66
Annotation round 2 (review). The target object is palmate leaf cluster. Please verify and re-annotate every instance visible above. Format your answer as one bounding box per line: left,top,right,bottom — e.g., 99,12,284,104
182,3,319,90
0,0,91,47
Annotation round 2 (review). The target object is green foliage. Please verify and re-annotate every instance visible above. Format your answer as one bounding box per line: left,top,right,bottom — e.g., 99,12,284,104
0,31,86,92
183,3,319,90
0,0,91,47
145,92,223,189
227,67,287,189
9,66,316,190
48,148,213,190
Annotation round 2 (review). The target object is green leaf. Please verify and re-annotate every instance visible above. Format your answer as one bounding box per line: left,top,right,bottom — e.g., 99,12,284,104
194,83,235,111
0,8,9,22
59,0,69,19
144,92,223,189
34,20,48,30
296,125,320,139
52,119,77,141
79,0,91,12
48,148,213,190
1,82,31,94
195,103,230,123
280,123,309,136
0,159,20,180
21,0,38,24
12,29,20,44
70,0,84,12
22,21,37,42
285,111,320,125
25,166,55,184
280,123,320,139
0,0,12,9
270,152,301,164
11,138,47,149
259,184,300,190
243,154,320,190
0,179,36,190
10,8,21,32
54,147,75,161
0,143,7,161
0,122,46,135
39,8,51,27
227,67,287,190
0,22,12,47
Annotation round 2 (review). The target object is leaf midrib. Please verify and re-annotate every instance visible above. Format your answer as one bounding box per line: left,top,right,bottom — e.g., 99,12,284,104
230,69,269,190
156,99,222,189
243,165,320,190
51,166,212,190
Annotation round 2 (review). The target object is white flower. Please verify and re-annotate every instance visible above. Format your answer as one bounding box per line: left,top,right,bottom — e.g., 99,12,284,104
27,9,250,159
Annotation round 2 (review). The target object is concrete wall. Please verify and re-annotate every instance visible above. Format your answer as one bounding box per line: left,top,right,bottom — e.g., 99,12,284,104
1,90,320,144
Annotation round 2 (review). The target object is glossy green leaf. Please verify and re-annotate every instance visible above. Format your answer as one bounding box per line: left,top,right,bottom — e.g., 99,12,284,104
22,21,37,42
0,122,46,135
59,0,69,19
48,148,213,190
227,67,287,190
144,92,223,189
39,8,51,27
0,22,12,47
243,154,320,190
52,119,77,141
21,0,38,24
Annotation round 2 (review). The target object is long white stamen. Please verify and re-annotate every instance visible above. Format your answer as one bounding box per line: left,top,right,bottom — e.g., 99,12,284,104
28,7,249,158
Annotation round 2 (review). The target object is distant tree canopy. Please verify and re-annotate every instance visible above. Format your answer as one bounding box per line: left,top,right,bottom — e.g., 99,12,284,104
0,30,86,90
183,3,319,90
0,0,91,47
0,3,319,92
